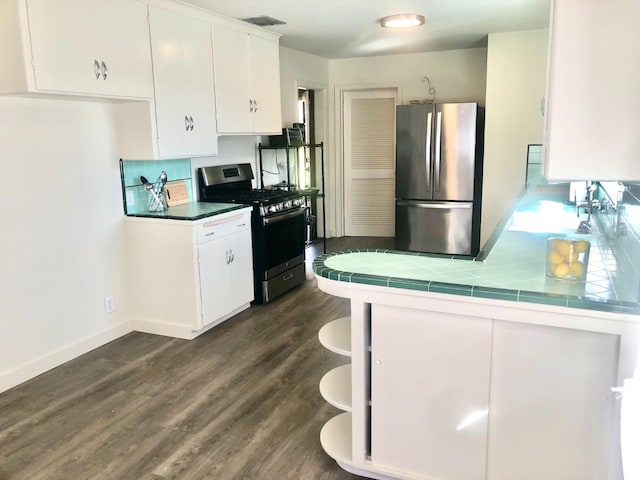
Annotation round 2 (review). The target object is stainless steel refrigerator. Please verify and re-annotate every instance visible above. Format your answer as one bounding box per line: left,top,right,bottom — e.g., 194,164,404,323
395,103,484,255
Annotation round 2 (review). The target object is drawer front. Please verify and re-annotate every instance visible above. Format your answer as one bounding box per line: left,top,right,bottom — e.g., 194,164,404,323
196,211,251,245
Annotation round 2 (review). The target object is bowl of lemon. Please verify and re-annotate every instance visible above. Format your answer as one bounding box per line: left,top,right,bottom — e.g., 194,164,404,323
546,238,590,282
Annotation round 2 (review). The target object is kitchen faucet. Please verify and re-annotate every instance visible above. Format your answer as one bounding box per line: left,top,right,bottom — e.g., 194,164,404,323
575,181,599,234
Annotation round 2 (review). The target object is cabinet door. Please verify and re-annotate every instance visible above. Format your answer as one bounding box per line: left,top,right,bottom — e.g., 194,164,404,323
212,25,252,133
543,0,640,181
249,35,282,134
149,6,217,158
26,0,152,98
228,227,255,309
370,304,491,480
197,237,231,327
487,321,619,480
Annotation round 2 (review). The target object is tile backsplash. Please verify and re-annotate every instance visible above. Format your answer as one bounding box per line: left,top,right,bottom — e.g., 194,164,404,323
593,182,640,303
119,158,193,214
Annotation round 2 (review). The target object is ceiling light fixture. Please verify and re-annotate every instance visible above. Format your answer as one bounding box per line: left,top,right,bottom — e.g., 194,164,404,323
380,14,425,29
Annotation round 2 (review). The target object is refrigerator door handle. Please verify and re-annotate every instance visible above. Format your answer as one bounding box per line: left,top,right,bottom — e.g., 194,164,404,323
434,111,443,192
396,201,472,209
426,111,433,188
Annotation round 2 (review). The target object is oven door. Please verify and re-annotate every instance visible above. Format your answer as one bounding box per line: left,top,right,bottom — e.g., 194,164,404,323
261,207,306,277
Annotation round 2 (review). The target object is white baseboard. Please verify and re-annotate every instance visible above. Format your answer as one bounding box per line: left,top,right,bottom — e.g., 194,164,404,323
0,321,133,394
133,303,250,340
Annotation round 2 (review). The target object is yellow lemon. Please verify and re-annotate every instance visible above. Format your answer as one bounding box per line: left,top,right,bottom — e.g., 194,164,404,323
574,240,589,253
570,261,585,277
553,263,570,278
566,252,579,263
548,251,564,265
555,240,572,256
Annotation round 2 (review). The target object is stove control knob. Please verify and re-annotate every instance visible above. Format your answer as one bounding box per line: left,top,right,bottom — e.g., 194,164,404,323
269,205,278,213
284,201,292,209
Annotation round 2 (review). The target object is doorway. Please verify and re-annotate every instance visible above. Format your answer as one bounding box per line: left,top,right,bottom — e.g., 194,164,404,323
342,88,397,237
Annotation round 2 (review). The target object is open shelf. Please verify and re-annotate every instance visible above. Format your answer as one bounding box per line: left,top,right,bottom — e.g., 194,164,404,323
320,412,352,465
318,317,351,357
319,364,352,411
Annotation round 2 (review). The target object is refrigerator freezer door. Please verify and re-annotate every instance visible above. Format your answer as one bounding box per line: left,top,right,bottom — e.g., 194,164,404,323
433,103,478,201
395,200,473,254
396,104,434,200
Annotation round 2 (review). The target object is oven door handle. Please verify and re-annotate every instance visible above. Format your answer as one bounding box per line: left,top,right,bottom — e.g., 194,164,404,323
262,208,305,226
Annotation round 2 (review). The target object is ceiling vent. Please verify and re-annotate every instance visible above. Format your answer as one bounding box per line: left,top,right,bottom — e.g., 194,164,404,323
241,16,286,27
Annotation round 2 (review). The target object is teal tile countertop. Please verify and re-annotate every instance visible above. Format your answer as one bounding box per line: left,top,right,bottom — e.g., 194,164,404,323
313,191,640,315
125,202,248,221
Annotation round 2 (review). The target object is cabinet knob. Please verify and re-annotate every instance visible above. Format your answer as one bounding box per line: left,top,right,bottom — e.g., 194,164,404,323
375,359,382,365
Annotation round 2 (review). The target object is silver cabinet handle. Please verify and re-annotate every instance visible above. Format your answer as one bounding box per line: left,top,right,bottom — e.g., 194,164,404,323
396,200,472,209
101,61,108,80
225,249,230,264
426,111,432,188
253,99,258,112
185,115,190,131
93,59,101,79
435,111,442,191
189,115,194,131
249,99,254,112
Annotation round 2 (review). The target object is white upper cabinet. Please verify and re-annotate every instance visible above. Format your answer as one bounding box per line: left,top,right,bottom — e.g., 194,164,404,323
148,6,218,158
0,0,152,99
212,24,282,135
543,0,640,181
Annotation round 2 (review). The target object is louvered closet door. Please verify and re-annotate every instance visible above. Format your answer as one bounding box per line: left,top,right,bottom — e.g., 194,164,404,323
343,89,397,236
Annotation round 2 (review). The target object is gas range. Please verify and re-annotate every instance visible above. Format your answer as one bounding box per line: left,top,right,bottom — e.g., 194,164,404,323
198,164,305,216
202,188,305,217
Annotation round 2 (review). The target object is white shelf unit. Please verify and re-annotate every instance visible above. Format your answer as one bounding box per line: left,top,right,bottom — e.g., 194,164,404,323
319,364,352,412
320,412,353,466
318,316,351,357
318,316,355,474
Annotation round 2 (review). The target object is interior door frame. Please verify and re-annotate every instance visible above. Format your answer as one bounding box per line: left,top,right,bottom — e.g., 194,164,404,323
295,80,328,237
334,83,402,238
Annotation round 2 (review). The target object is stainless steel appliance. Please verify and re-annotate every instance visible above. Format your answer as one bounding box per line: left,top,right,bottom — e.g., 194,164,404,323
395,103,484,255
198,164,306,304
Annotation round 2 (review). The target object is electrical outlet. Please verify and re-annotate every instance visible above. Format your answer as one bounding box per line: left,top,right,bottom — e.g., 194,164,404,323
104,295,115,314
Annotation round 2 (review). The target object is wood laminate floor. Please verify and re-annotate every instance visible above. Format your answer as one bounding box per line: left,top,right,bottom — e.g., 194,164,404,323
0,237,392,480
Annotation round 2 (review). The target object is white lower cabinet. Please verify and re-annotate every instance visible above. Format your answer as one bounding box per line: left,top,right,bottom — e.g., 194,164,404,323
371,305,492,480
318,301,622,480
198,224,253,326
127,208,253,339
486,320,618,480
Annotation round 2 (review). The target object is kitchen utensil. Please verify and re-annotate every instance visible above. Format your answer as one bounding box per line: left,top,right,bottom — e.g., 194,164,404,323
140,175,149,185
145,183,166,211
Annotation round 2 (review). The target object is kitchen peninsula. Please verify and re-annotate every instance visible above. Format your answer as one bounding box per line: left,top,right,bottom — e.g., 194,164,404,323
313,189,640,480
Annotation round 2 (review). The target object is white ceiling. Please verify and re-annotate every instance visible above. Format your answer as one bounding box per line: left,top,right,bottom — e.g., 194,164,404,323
180,0,550,59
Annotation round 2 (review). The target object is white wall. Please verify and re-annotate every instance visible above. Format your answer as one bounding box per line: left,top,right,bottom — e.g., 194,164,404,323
481,30,549,247
278,47,330,234
329,48,488,105
0,97,132,392
328,48,488,237
279,46,329,127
